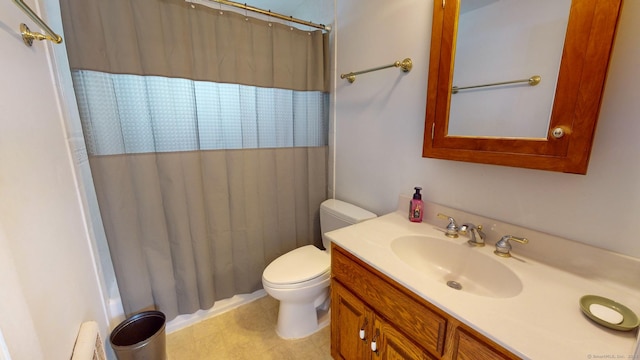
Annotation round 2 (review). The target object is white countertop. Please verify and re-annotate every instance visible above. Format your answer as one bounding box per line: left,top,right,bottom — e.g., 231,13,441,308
326,203,640,359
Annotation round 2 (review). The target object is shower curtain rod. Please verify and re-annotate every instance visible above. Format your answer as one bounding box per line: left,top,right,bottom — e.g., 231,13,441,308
12,0,63,47
204,0,331,31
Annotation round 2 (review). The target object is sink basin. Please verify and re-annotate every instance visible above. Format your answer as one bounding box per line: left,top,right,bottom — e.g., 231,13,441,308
391,235,523,298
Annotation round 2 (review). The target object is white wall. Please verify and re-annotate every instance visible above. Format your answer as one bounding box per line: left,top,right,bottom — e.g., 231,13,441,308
334,0,640,258
0,0,110,358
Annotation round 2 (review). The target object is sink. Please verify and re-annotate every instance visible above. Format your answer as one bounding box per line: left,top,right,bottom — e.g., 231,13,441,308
391,235,523,298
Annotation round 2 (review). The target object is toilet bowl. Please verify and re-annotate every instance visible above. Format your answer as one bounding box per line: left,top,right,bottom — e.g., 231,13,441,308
262,199,376,339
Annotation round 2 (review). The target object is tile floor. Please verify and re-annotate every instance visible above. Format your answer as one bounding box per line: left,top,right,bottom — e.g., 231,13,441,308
166,295,332,359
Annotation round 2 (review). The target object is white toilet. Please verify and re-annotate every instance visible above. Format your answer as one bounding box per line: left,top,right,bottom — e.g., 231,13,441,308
262,199,376,339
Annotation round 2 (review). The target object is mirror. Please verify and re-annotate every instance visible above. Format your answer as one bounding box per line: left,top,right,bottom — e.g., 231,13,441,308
449,0,572,138
423,0,623,174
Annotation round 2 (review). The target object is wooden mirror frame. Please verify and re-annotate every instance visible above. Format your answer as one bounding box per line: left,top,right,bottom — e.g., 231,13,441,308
423,0,623,174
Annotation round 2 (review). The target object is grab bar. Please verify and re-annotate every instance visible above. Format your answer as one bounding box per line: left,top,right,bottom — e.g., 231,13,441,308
452,75,541,94
12,0,63,47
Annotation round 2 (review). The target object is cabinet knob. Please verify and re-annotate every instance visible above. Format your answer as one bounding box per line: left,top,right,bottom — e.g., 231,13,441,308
359,317,368,340
551,126,570,139
370,328,380,354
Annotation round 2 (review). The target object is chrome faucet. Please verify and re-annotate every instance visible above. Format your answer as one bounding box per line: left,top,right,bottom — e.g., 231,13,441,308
494,235,529,257
437,213,459,238
459,223,486,247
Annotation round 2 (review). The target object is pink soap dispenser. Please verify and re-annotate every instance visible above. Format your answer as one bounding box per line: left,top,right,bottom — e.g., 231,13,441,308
409,187,424,222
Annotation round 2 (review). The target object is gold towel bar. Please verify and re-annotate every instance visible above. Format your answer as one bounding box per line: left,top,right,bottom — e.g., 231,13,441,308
12,0,63,47
452,75,541,94
340,58,413,83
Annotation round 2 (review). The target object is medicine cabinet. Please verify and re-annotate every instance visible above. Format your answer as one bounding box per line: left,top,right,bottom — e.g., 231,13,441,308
422,0,623,174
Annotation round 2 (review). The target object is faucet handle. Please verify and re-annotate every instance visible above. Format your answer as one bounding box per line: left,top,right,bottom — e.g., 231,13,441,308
507,235,528,244
494,235,529,257
437,213,459,238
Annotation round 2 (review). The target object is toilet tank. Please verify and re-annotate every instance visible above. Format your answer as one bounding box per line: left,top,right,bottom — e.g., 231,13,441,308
320,199,377,249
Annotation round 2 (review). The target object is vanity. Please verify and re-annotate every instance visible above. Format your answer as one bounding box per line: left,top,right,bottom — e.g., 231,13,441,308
328,197,640,359
331,244,518,359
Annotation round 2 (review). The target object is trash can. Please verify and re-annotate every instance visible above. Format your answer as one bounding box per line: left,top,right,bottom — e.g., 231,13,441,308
110,311,166,360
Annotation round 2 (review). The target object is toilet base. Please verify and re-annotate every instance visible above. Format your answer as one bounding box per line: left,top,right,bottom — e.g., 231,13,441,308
264,274,331,339
275,303,330,339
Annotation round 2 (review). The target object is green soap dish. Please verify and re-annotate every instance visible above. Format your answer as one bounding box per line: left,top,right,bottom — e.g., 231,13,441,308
580,295,640,331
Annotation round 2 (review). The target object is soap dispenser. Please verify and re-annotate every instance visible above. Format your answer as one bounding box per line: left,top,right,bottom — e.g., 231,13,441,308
409,187,424,222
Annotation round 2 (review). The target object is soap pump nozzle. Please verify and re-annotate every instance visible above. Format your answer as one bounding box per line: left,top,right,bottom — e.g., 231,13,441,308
412,187,422,199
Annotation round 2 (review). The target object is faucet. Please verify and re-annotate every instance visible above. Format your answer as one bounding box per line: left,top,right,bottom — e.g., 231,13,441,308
459,223,486,247
494,235,529,257
436,213,459,238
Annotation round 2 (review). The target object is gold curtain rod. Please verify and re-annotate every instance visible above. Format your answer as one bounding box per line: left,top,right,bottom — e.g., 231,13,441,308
340,58,413,83
206,0,331,31
12,0,63,47
452,75,541,94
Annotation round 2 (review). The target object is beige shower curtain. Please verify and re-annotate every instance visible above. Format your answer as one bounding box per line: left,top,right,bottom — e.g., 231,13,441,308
60,0,329,320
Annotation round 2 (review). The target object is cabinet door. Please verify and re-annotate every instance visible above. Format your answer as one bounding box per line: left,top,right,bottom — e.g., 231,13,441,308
450,327,518,360
373,318,437,360
332,281,372,360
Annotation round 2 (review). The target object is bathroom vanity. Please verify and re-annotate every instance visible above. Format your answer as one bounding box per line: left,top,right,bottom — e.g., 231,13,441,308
328,197,640,359
331,244,518,359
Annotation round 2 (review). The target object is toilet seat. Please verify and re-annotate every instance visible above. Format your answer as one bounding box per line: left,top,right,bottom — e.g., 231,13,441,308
262,270,330,290
263,245,330,289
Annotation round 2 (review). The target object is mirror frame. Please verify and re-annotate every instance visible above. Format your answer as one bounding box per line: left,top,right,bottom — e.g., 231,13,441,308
423,0,623,174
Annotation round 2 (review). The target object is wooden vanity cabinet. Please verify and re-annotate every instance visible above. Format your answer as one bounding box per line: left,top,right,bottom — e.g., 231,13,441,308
332,281,435,360
331,244,520,360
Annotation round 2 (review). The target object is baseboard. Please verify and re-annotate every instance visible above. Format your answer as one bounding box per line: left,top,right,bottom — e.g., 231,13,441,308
165,289,268,334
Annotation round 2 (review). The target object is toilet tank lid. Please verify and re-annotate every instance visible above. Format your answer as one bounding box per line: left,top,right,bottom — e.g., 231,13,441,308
321,199,377,224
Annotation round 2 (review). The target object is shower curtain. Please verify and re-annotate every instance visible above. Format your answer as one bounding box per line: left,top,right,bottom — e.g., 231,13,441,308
60,0,329,320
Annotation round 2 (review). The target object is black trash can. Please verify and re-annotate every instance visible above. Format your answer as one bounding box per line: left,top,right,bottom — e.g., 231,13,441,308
110,311,167,360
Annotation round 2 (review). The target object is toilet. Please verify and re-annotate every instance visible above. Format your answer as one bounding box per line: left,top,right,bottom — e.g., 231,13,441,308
262,199,376,339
